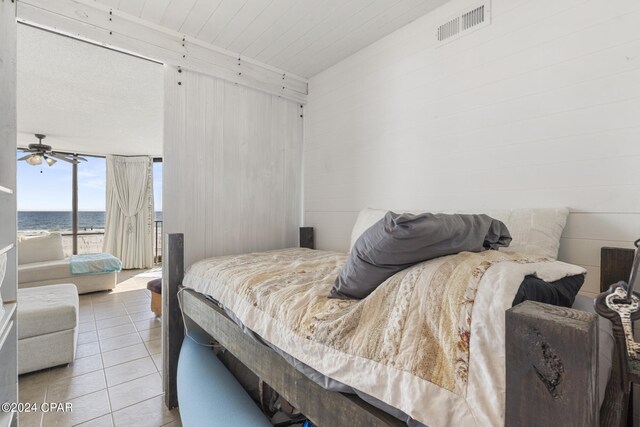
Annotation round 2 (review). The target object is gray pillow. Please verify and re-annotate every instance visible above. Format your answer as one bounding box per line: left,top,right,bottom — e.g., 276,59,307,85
329,211,512,299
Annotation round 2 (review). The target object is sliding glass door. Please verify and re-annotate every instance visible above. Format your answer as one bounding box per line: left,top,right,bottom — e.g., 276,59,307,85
16,151,74,255
77,156,106,254
18,151,163,260
17,150,105,256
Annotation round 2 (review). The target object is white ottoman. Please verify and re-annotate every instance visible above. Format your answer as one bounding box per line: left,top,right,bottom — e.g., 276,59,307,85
17,284,79,375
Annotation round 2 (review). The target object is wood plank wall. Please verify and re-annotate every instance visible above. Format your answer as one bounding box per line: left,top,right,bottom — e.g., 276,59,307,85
0,0,19,421
163,67,303,267
0,0,18,304
303,0,640,298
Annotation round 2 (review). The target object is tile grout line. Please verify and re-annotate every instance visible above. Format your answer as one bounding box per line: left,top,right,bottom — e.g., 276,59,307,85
21,280,163,427
60,297,99,426
109,392,174,426
105,358,158,388
38,360,50,427
58,296,107,425
78,297,157,424
42,359,157,422
108,379,165,415
95,296,114,427
100,328,162,360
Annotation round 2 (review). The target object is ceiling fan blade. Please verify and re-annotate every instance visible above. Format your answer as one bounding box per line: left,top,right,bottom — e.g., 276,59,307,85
56,154,86,162
17,154,33,161
50,152,85,163
48,152,77,164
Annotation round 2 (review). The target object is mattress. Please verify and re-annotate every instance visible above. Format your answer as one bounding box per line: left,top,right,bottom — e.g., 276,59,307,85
182,248,607,427
207,293,613,427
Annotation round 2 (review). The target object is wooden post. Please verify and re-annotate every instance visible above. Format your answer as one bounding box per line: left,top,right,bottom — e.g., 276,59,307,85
506,301,599,427
299,226,314,249
599,347,629,427
601,247,635,293
163,233,184,409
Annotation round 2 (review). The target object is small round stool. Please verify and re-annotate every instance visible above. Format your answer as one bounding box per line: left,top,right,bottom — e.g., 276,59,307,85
147,278,162,317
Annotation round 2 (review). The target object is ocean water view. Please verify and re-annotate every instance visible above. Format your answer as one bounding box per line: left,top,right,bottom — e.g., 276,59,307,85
18,211,164,258
18,211,163,232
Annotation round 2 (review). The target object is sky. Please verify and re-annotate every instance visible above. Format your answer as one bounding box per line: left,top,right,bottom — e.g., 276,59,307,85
17,152,163,211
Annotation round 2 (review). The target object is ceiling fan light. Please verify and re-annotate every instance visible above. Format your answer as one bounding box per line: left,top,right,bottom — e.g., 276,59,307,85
25,155,42,166
45,156,56,166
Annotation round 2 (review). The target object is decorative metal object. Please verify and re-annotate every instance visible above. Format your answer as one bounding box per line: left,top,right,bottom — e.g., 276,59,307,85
603,286,640,359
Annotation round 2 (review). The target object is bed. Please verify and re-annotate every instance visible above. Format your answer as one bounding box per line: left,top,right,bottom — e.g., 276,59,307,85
163,209,633,427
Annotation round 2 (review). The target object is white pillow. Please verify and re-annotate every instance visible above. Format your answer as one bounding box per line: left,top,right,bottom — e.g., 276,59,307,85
349,207,569,259
18,232,65,265
349,208,388,251
482,208,569,259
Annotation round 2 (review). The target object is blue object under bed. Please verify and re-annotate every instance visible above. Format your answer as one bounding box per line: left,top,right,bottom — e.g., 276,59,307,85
70,253,122,274
178,331,271,427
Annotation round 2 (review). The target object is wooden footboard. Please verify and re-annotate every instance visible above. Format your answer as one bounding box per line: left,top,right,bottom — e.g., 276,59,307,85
181,288,405,426
163,233,628,427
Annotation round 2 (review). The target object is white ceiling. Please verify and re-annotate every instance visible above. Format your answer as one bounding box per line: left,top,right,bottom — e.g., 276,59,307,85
94,0,450,78
17,1,450,156
17,24,164,156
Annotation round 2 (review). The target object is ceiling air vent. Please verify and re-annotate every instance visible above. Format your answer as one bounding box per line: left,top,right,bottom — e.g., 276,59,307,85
462,5,485,31
437,17,460,42
436,2,490,45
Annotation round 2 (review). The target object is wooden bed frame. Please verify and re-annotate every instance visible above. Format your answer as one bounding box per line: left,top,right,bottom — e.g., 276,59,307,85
162,233,632,427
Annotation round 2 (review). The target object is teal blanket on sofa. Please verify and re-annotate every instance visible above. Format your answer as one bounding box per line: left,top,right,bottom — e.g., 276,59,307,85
70,253,122,275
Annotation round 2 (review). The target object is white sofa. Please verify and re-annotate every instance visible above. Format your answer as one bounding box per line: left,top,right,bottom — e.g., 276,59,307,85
18,284,79,374
18,233,116,294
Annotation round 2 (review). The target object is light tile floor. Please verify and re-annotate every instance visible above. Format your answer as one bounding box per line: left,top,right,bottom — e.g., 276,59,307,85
18,270,180,427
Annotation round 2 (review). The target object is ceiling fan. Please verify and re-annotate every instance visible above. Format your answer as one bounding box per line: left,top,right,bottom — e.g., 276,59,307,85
18,134,87,166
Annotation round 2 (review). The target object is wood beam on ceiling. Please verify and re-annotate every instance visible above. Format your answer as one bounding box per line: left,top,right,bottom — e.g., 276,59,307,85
17,0,308,104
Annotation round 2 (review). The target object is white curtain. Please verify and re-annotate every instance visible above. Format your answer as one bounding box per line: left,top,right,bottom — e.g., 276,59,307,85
103,156,154,269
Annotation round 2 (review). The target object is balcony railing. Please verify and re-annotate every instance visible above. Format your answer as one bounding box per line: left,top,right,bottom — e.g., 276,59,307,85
60,231,104,257
154,220,163,264
21,220,163,264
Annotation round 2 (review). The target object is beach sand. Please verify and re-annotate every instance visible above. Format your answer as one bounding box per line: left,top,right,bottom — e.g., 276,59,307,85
18,230,163,259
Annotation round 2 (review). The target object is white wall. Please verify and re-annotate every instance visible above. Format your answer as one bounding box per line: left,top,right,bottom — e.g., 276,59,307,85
164,67,303,267
304,0,640,297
